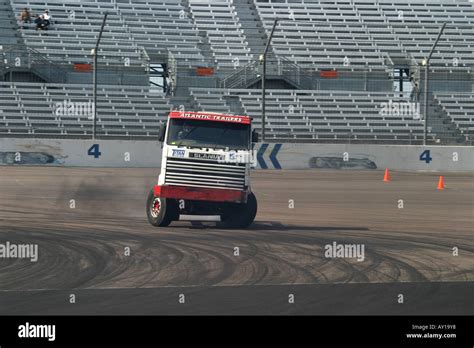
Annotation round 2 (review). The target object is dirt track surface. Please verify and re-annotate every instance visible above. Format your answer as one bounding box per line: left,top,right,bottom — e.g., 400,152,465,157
0,167,473,315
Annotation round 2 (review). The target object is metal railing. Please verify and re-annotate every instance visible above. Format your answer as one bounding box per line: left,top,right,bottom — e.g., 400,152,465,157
219,54,314,89
0,46,69,82
276,56,314,89
0,44,151,84
28,47,69,83
219,59,260,89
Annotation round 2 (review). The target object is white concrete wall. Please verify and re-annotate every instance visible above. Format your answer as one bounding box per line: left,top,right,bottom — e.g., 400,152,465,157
259,143,474,172
0,139,162,167
0,138,473,172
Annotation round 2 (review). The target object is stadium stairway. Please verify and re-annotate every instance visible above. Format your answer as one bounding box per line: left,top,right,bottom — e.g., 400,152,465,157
353,0,414,67
189,88,246,116
0,0,48,82
0,1,22,47
232,0,268,59
220,52,314,90
170,95,192,112
0,0,24,81
181,0,215,68
429,98,467,144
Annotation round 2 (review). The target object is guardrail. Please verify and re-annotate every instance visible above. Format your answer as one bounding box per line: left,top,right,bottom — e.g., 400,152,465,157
0,46,69,82
220,54,314,89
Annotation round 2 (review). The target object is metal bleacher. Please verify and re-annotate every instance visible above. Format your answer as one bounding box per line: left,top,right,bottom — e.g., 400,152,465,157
376,0,474,70
116,0,207,67
0,0,473,143
190,88,435,143
0,82,171,138
188,0,253,72
9,0,147,67
9,0,473,71
254,0,388,71
435,93,474,139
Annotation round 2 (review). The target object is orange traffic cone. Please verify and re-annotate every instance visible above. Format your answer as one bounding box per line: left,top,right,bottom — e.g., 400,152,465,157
383,168,391,182
437,176,445,190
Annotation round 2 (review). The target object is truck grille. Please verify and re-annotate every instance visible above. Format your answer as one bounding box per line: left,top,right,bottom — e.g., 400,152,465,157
165,157,246,190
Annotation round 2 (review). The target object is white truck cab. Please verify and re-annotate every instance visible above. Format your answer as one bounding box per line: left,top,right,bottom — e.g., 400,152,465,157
146,111,259,228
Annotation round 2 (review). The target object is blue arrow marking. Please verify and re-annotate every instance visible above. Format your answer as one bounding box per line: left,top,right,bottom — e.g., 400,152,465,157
257,143,268,169
269,144,282,169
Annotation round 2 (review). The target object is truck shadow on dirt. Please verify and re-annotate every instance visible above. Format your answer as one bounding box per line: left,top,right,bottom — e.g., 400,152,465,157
170,220,370,232
248,221,370,232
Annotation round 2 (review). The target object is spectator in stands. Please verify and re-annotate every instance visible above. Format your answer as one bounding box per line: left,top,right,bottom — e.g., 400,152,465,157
41,10,51,29
42,10,51,22
34,15,44,30
18,8,32,28
34,10,51,31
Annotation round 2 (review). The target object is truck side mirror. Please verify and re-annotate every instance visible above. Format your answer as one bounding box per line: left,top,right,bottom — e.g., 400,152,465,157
158,123,166,142
251,130,259,143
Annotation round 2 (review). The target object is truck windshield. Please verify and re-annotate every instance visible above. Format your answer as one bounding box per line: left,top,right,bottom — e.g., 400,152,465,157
167,119,250,150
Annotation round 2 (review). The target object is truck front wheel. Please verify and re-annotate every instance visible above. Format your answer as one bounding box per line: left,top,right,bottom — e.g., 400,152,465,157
146,190,179,227
220,192,257,228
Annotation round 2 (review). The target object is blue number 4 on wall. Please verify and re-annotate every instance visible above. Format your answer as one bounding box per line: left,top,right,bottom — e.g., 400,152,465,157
419,150,432,164
88,144,102,159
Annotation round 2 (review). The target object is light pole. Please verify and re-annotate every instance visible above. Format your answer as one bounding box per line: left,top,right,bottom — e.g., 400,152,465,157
261,19,278,142
422,22,447,145
92,12,108,140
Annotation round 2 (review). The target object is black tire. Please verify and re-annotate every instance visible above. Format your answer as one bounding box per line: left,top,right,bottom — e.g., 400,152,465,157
220,192,257,228
146,190,179,227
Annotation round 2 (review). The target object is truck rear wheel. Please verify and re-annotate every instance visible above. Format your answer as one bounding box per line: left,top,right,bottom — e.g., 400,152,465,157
220,192,257,228
146,190,179,227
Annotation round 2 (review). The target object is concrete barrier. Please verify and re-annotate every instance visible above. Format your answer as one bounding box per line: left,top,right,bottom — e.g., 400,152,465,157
0,139,162,167
257,143,474,172
0,138,473,172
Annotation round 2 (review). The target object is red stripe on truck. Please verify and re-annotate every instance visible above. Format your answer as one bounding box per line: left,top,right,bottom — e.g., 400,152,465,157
154,185,246,203
168,111,251,125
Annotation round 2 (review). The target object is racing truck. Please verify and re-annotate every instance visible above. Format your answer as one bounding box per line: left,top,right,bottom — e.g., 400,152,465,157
146,111,259,228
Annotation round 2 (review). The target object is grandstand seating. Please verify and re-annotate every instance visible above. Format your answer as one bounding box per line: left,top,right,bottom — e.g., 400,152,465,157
190,88,436,143
376,0,474,69
254,0,388,71
435,93,474,139
188,0,253,71
1,0,473,144
8,0,474,70
10,0,147,67
1,82,441,143
255,0,474,71
116,0,207,67
0,82,170,137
